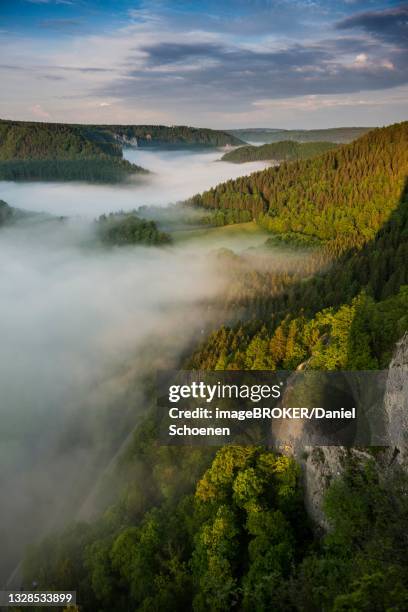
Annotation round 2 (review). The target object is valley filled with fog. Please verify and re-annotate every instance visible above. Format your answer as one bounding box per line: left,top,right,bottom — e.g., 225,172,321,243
0,147,311,585
0,148,273,584
0,148,269,217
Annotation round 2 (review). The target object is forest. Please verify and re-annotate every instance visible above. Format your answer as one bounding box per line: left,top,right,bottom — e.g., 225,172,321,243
0,158,147,183
18,121,408,611
0,119,241,160
190,122,408,257
221,141,337,163
0,120,147,182
0,119,243,182
0,119,122,160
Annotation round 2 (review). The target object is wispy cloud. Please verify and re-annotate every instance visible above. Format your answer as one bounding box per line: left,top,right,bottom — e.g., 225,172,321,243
336,5,408,45
29,103,51,118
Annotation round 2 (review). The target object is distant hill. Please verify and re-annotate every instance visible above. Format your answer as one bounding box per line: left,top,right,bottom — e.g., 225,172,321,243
0,119,148,182
0,119,242,182
221,140,338,163
0,119,242,161
88,124,243,147
189,121,408,256
0,119,122,161
228,126,372,144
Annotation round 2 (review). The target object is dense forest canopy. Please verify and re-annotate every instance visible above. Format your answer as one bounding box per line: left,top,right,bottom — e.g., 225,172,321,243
0,119,122,160
189,174,408,369
221,141,338,163
23,440,408,611
190,122,408,256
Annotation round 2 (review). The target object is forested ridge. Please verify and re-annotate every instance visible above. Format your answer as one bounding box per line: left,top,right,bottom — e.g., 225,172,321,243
190,122,408,255
0,119,122,160
221,141,337,163
93,124,243,146
228,126,372,144
0,119,242,182
0,120,146,182
0,119,241,161
188,176,408,369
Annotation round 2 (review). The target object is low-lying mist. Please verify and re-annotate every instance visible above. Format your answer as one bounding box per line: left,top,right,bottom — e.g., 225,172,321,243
0,148,269,217
0,215,231,585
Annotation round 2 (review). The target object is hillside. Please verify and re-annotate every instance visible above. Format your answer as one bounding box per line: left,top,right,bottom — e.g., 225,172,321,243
0,119,149,182
89,124,243,147
189,122,408,255
0,119,241,181
0,119,122,160
228,126,372,144
0,120,242,160
221,140,337,163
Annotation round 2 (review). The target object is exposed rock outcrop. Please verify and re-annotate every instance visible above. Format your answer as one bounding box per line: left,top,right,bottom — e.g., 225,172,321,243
384,333,408,465
273,334,408,530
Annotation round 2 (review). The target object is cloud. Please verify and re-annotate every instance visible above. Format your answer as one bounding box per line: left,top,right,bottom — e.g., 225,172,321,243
29,103,50,118
2,0,408,126
39,74,65,80
354,52,368,65
336,5,408,46
100,34,408,110
140,42,226,65
58,65,113,73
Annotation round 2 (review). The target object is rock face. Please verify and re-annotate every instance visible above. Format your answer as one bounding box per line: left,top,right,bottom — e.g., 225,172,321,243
113,134,138,147
384,333,408,464
300,446,346,531
274,334,408,530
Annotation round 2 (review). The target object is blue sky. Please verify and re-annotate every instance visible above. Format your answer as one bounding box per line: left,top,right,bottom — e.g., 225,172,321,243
0,0,407,127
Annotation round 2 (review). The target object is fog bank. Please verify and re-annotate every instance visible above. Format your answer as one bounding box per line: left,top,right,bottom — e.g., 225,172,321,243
0,149,269,217
0,217,229,584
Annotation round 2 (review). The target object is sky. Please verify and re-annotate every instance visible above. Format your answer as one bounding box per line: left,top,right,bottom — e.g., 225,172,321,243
0,0,407,128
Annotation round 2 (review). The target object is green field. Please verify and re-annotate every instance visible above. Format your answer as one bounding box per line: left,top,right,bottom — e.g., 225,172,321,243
171,221,269,252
